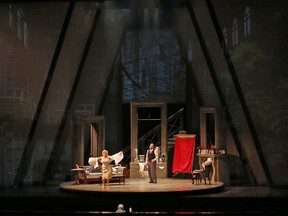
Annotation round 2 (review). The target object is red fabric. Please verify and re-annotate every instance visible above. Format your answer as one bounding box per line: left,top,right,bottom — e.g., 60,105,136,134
172,136,196,174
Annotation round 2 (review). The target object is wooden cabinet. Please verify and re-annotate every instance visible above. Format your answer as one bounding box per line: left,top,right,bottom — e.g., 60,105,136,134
129,162,167,178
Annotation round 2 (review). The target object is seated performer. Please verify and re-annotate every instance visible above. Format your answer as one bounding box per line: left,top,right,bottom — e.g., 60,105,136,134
192,157,213,183
201,157,212,170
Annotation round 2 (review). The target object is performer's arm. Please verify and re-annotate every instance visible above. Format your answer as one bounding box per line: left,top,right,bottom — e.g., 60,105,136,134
153,149,159,162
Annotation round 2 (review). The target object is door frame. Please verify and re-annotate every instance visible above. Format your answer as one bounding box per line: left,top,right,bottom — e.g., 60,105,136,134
72,115,105,166
130,101,167,162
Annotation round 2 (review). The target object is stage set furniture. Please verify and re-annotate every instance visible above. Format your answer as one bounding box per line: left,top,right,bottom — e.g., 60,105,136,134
71,164,128,184
130,161,167,178
192,164,212,185
193,107,229,185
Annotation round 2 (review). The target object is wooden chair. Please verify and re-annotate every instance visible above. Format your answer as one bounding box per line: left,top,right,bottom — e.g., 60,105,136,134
191,164,212,185
191,170,201,184
200,164,212,184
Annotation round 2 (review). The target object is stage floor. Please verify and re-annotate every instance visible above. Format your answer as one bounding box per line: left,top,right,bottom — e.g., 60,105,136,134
59,178,224,194
1,180,288,215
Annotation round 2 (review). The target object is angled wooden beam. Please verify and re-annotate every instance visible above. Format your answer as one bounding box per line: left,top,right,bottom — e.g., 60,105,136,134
186,0,257,185
13,2,75,187
96,26,129,116
42,3,103,183
205,0,273,187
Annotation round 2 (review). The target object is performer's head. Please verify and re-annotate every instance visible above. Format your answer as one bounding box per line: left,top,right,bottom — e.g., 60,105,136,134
102,149,108,157
155,146,160,152
149,143,154,149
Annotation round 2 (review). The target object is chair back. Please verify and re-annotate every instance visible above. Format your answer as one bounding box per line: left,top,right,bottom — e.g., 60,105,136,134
200,164,212,178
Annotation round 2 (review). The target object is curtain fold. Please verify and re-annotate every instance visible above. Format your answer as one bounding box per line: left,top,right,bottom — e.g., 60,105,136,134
172,135,196,173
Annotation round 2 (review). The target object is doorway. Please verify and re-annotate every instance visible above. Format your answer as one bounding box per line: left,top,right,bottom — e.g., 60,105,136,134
71,116,105,166
130,101,168,178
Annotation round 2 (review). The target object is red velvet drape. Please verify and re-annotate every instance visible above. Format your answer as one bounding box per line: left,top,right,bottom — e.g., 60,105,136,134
172,136,196,173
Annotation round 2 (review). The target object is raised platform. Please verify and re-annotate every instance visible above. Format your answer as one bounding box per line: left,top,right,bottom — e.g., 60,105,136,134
59,178,224,194
1,183,287,215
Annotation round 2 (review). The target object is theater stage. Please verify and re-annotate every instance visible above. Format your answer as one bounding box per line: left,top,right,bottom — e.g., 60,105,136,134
59,178,224,194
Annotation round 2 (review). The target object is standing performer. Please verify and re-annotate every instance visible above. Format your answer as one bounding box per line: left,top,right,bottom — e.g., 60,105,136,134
145,143,159,183
98,149,113,188
88,150,124,188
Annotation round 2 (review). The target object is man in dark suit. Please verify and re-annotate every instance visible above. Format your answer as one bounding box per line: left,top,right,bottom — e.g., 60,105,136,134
145,143,159,183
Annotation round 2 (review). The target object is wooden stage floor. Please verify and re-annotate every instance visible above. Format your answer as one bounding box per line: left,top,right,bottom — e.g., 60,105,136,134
59,178,224,194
